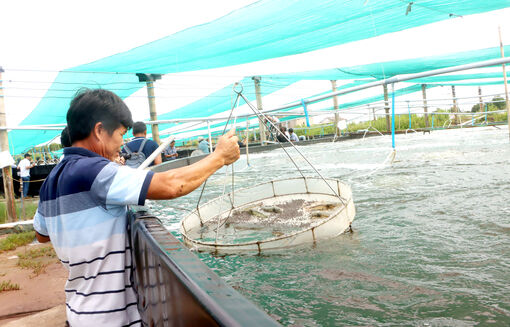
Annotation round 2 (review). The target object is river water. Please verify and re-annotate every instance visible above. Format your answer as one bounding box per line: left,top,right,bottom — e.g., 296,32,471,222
149,127,510,326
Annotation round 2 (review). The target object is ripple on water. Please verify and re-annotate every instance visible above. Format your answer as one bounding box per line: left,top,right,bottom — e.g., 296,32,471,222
156,128,510,326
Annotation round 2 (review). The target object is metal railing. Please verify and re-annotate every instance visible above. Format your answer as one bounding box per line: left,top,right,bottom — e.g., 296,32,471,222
128,210,280,327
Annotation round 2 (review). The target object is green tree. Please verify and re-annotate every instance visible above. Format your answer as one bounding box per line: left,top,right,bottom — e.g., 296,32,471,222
491,97,506,110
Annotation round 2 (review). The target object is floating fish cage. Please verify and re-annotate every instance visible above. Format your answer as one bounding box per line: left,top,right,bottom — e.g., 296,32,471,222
181,177,355,254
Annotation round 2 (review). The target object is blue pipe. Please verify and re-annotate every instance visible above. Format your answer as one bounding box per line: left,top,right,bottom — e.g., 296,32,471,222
301,99,311,127
391,85,396,149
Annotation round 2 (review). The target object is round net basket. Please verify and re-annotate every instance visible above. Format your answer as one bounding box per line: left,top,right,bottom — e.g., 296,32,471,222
180,177,355,254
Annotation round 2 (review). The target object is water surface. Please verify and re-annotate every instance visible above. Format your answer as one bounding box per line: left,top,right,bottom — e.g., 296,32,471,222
149,127,510,326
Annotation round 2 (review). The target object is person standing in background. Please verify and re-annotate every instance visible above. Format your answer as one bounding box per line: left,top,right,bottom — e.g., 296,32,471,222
122,122,162,167
17,153,35,198
163,139,179,161
198,137,210,154
288,128,299,142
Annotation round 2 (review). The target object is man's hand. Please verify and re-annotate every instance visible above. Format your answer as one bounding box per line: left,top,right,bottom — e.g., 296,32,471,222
213,129,240,166
148,130,240,200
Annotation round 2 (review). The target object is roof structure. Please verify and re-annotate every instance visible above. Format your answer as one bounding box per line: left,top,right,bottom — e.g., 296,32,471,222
7,0,510,153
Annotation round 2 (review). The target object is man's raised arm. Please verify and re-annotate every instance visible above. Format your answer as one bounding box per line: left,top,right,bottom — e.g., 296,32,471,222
147,129,240,200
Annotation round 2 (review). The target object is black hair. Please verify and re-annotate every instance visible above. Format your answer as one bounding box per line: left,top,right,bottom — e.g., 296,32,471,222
24,153,31,158
132,121,147,135
60,126,72,148
288,128,294,133
66,89,133,143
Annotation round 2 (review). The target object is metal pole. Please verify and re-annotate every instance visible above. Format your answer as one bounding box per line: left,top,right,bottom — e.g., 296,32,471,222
421,84,429,128
301,99,310,127
275,57,510,112
383,85,391,132
391,84,396,149
207,121,213,153
331,80,340,135
407,101,412,129
245,119,250,166
0,68,17,222
478,86,484,113
498,26,510,140
252,76,266,145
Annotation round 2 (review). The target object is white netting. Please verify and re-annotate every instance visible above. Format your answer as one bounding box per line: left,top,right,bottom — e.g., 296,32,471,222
181,177,355,254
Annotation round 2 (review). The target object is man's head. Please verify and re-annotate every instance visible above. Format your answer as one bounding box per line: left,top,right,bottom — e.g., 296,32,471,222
170,140,175,146
24,153,31,159
288,128,294,134
66,89,133,160
60,127,72,148
132,122,147,137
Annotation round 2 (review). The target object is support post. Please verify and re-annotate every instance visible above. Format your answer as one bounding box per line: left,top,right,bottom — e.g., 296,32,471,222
421,84,429,128
137,73,162,144
252,76,266,145
245,118,250,166
0,68,17,222
331,80,340,135
391,84,396,149
451,85,460,125
407,101,412,129
478,86,484,113
207,121,213,153
301,99,310,127
383,85,391,132
498,26,510,140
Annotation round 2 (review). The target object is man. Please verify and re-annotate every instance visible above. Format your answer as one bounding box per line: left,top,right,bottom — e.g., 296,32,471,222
121,121,162,167
289,128,299,142
163,139,178,161
276,126,289,142
17,153,35,198
33,89,239,326
197,136,210,154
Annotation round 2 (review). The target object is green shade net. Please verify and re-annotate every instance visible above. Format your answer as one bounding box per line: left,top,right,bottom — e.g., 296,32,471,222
72,0,510,74
261,45,510,81
9,0,510,153
9,73,144,154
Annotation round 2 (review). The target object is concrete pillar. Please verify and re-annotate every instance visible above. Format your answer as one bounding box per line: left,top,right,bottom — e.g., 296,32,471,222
136,73,162,144
383,85,391,132
421,84,429,128
451,85,460,125
331,80,340,135
252,76,266,145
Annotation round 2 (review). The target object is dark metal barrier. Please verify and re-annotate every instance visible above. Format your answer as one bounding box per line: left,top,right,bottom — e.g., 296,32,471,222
129,210,280,327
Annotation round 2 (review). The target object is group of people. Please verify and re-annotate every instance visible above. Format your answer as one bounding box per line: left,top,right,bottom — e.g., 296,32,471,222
276,126,299,143
34,89,240,326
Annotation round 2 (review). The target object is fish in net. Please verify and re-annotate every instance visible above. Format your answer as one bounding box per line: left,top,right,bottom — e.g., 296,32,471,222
181,177,355,254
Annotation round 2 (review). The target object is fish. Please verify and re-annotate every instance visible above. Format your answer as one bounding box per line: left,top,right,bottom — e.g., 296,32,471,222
243,208,268,218
308,203,338,211
260,206,283,213
311,211,329,219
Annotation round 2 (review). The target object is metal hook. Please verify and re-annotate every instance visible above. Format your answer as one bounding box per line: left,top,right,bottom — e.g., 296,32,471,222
233,82,243,95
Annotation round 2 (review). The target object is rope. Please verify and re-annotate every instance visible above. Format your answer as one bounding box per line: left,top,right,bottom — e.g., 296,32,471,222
214,93,241,242
196,88,241,215
8,175,46,183
235,89,346,205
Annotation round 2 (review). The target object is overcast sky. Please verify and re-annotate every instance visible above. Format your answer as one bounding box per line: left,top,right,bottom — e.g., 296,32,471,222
1,1,510,131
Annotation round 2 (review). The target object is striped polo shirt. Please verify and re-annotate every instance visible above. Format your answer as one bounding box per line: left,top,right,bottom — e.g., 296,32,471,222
33,147,154,327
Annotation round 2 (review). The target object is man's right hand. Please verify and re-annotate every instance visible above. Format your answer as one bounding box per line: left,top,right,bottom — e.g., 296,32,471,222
213,129,240,166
